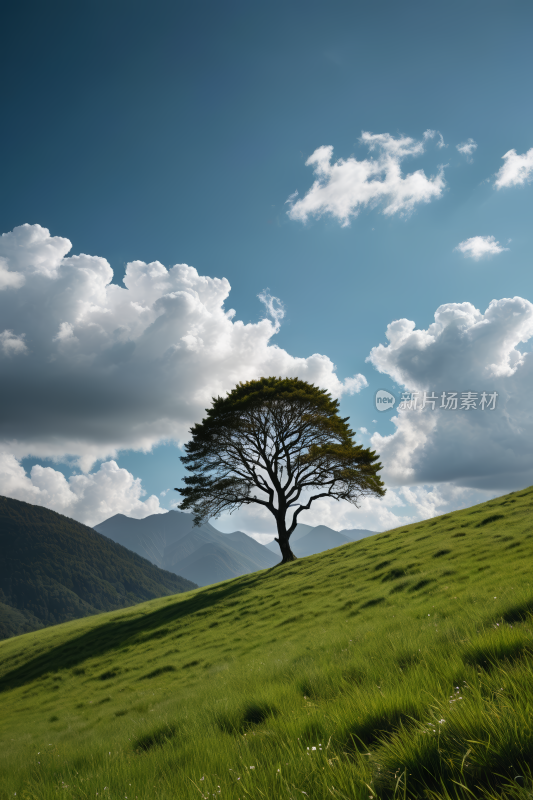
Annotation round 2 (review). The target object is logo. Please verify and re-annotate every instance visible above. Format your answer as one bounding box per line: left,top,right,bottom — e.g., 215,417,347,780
375,389,396,412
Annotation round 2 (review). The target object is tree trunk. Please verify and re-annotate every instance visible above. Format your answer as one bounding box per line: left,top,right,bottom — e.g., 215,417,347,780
275,535,297,563
274,516,297,563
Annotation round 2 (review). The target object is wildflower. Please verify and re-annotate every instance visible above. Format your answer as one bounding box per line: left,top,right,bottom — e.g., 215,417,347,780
249,766,255,769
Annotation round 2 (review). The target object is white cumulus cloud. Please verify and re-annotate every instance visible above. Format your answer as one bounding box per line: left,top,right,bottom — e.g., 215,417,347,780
0,257,25,290
456,138,477,161
366,297,533,491
0,224,367,477
455,235,509,260
0,454,163,526
494,147,533,189
287,131,446,227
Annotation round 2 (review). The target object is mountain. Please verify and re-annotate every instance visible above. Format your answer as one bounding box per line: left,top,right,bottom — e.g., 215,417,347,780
94,511,279,586
92,511,222,569
94,510,378,585
0,496,197,640
265,524,378,557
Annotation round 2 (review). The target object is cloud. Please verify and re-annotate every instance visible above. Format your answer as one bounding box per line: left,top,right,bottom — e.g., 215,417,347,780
343,374,369,394
424,129,447,149
0,224,367,474
285,190,299,204
258,289,285,328
494,147,533,189
287,131,446,226
0,257,25,290
0,453,163,526
456,138,477,161
0,330,28,357
455,235,509,260
366,297,533,491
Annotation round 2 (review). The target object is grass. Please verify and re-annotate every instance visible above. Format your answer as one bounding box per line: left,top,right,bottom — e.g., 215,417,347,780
1,487,533,799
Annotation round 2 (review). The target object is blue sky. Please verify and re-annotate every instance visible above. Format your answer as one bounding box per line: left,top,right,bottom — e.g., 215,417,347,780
1,0,533,537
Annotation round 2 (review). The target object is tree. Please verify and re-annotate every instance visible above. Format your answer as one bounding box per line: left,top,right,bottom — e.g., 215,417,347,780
176,377,385,563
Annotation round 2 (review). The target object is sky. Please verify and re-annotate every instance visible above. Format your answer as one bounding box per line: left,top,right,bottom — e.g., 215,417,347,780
1,0,533,541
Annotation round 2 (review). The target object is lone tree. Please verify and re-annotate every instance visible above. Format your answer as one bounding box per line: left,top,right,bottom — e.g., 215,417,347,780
176,377,385,563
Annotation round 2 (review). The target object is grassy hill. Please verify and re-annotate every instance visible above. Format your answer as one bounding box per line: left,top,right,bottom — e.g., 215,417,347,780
1,487,532,799
0,496,197,639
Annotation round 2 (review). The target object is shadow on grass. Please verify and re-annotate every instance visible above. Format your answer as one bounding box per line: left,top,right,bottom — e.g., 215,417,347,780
342,700,423,751
462,638,532,670
499,598,533,624
133,722,178,752
0,572,264,693
215,701,278,735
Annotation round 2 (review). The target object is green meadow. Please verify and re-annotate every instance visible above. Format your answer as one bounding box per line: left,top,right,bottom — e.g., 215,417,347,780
1,488,533,800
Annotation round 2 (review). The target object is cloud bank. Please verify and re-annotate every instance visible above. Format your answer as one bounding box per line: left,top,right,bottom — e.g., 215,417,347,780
494,147,533,188
0,454,163,527
0,223,368,521
367,297,533,491
2,224,529,532
287,131,446,227
455,235,508,260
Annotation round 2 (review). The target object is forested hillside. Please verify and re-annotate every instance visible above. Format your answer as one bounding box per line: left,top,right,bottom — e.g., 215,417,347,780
0,496,197,639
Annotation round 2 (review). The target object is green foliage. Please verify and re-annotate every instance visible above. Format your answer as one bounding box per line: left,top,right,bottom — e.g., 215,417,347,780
177,377,385,557
0,496,197,639
0,486,533,798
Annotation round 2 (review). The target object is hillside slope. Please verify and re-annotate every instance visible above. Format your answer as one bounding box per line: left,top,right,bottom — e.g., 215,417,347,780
0,496,197,640
1,487,533,800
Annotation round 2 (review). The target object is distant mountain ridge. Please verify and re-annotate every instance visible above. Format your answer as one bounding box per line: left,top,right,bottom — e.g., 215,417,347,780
94,510,279,586
0,496,197,641
266,524,379,558
94,510,378,586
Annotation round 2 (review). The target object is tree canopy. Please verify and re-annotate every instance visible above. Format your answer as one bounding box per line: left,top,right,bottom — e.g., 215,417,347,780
176,377,385,562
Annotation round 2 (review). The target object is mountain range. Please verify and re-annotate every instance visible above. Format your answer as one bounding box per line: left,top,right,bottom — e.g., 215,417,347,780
94,510,378,586
94,511,279,586
265,523,378,558
0,496,196,640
